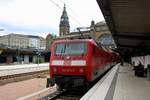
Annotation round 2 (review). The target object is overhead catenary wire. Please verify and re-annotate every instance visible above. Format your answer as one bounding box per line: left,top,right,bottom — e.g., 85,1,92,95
49,0,83,26
49,0,63,10
59,0,81,20
59,0,85,26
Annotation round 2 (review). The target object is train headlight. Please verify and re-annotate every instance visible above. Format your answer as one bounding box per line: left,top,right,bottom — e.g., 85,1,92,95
52,60,64,66
71,60,86,66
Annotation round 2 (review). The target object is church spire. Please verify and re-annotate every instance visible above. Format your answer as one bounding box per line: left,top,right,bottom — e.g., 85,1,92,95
59,4,70,36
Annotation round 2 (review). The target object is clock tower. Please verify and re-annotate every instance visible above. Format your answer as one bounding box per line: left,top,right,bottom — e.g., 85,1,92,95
59,4,70,36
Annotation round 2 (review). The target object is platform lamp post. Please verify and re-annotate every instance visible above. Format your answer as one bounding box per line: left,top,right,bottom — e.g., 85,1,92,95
36,50,41,66
16,48,21,64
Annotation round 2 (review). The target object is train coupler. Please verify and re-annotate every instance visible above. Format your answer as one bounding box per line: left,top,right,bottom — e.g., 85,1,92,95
46,77,55,88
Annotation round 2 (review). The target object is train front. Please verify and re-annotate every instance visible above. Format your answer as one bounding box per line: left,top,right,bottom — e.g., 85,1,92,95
49,40,90,90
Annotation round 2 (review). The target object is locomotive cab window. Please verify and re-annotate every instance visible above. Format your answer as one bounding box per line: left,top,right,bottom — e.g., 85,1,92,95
55,44,65,55
55,42,86,55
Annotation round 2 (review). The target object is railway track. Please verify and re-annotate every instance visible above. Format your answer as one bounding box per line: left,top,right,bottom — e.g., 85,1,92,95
0,70,49,85
39,89,85,100
39,66,114,100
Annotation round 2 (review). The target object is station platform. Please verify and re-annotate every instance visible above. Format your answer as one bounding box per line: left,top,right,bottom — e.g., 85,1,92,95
113,63,150,100
0,63,49,76
15,63,150,100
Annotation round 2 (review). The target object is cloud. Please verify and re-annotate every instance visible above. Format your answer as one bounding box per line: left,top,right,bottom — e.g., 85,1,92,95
0,0,60,28
0,0,104,36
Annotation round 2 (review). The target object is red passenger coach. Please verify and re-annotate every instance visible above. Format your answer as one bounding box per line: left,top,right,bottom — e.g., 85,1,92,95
48,39,120,90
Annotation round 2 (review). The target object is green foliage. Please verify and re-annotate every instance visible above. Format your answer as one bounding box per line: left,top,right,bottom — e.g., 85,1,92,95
51,33,57,39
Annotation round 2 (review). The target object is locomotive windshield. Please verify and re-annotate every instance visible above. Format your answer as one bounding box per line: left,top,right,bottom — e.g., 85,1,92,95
55,42,86,55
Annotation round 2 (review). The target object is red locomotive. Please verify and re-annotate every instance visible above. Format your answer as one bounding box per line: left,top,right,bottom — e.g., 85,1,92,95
48,39,120,90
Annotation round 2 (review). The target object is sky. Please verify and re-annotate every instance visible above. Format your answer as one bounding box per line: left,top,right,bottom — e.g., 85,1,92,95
0,0,104,38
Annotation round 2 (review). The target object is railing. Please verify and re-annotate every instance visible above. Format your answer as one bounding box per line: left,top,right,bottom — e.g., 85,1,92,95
80,64,120,100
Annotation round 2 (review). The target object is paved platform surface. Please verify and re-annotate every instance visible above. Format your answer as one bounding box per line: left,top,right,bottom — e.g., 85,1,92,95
113,63,150,100
0,78,56,100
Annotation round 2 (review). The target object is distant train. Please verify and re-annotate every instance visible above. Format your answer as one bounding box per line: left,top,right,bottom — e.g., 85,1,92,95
48,39,120,90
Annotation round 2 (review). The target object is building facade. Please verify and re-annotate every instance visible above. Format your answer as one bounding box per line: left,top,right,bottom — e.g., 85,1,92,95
90,21,111,40
0,33,46,49
46,34,53,51
0,34,29,48
56,21,116,49
92,21,116,48
59,5,70,36
0,33,46,64
40,37,46,50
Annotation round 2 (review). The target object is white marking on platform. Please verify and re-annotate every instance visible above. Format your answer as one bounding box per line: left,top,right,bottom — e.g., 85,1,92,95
81,64,120,100
17,88,49,100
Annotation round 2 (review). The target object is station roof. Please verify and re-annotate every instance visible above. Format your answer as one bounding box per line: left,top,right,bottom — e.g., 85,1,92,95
97,0,150,56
